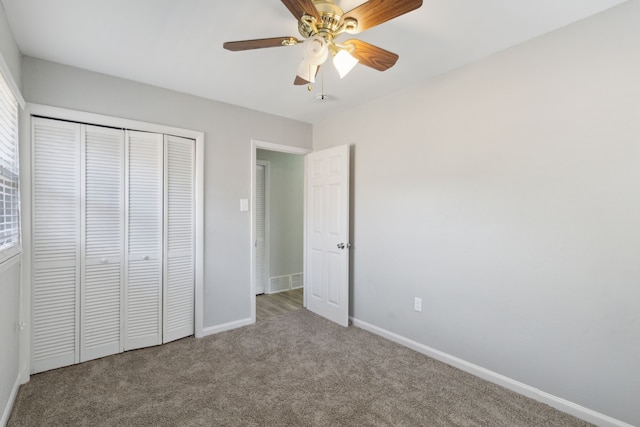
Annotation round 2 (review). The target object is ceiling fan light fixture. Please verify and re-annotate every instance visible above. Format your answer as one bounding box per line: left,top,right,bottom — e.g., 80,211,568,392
223,0,424,87
333,49,359,79
303,35,329,65
296,60,318,83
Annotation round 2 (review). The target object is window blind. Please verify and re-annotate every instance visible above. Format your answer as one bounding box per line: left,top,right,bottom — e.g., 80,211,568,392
0,69,20,263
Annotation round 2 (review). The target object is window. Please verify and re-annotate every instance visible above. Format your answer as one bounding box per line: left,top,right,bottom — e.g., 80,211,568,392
0,69,20,263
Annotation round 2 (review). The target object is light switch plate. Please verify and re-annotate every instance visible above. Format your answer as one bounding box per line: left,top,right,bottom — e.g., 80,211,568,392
240,199,249,212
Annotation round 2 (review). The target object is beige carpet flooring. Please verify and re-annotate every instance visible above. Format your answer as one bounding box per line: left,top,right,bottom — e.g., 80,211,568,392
9,309,591,426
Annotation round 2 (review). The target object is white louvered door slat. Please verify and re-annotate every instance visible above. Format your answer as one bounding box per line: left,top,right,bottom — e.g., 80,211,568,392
125,130,163,350
163,135,195,343
31,117,81,373
81,125,124,362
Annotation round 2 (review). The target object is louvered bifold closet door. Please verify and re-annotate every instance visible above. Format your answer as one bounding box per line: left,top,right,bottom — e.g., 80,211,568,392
31,118,81,374
163,135,195,343
80,125,124,362
125,131,163,350
255,163,266,295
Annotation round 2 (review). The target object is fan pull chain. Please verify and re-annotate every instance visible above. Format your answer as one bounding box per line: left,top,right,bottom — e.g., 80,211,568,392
309,66,325,94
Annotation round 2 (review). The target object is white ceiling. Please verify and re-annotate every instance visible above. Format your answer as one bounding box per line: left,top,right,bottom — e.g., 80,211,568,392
1,0,627,124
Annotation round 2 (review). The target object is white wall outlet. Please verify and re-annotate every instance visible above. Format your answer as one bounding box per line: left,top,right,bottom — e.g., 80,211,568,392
414,297,422,312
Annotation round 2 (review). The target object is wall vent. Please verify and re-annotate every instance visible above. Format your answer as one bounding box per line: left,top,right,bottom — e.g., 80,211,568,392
268,272,304,294
291,273,303,289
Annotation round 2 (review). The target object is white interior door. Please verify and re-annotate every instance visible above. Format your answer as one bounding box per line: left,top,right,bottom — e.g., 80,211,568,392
163,135,195,343
31,118,82,373
125,130,163,350
30,113,201,374
305,144,350,327
255,161,268,295
80,125,124,362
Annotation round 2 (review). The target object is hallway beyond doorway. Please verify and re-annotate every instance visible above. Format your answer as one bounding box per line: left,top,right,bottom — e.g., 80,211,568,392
256,289,303,321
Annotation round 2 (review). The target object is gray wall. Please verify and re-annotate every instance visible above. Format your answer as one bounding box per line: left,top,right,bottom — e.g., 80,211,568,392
313,1,640,425
0,2,22,423
21,56,312,328
0,260,21,425
0,2,20,89
256,149,304,279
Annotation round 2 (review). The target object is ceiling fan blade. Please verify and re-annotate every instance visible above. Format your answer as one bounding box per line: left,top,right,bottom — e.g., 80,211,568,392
223,37,299,51
294,76,308,85
281,0,322,22
346,39,399,71
343,0,423,34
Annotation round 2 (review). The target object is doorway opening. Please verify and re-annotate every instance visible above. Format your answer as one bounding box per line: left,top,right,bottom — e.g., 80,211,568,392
251,140,311,323
256,288,304,321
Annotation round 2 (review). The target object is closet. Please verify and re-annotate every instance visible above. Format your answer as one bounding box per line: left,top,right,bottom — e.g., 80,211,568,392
31,117,195,374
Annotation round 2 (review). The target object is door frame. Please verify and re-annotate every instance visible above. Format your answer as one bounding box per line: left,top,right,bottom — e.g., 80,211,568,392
250,140,311,323
255,159,270,295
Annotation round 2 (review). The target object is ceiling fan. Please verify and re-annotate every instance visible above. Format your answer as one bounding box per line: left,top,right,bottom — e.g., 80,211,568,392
223,0,423,86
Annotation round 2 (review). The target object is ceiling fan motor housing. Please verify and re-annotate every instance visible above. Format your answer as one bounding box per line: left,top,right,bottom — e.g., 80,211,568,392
298,0,357,41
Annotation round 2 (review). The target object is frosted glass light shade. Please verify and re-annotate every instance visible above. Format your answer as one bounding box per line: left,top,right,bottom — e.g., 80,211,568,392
303,36,329,66
296,60,318,83
333,49,359,79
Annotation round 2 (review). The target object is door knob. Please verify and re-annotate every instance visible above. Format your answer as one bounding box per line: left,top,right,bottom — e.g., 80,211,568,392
337,243,351,249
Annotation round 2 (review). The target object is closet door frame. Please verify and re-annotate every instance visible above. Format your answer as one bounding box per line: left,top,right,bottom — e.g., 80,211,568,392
20,103,204,383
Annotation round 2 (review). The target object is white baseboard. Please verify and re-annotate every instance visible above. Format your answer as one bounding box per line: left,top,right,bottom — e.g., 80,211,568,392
198,317,253,337
266,287,302,295
351,317,632,427
1,375,20,427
